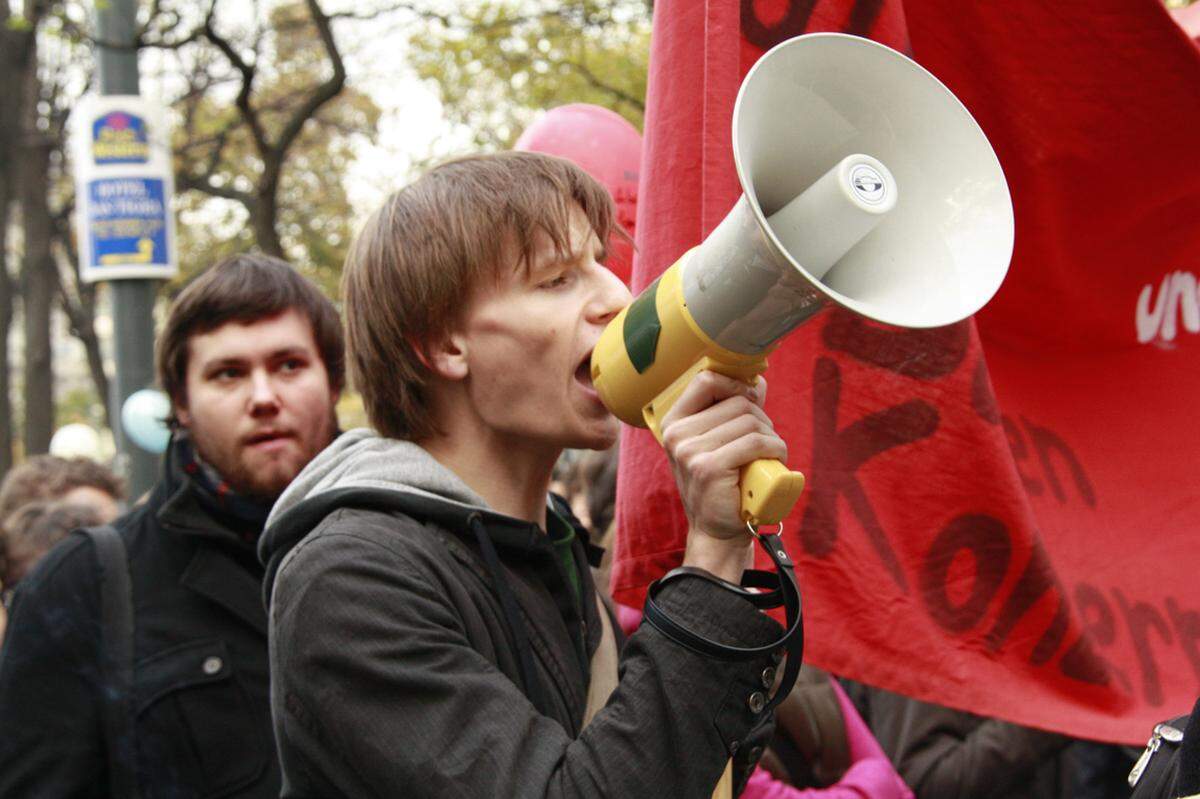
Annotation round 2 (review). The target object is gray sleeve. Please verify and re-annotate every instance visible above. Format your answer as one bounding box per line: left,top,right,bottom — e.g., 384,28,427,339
269,531,783,799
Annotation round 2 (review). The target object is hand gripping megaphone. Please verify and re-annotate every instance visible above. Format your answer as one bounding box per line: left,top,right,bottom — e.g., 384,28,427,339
591,33,1014,527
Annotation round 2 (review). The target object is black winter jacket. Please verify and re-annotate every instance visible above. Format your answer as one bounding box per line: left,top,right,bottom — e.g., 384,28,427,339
259,428,785,798
0,440,281,798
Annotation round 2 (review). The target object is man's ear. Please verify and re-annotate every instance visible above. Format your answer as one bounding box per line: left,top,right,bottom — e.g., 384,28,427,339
426,330,470,381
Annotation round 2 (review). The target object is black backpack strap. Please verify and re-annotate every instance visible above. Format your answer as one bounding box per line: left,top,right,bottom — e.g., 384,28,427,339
79,524,141,799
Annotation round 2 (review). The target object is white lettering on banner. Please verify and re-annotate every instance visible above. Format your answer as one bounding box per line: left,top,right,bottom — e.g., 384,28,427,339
1136,271,1200,344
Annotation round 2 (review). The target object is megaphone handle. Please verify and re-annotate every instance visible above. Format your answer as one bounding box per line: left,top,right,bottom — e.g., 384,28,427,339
642,356,806,527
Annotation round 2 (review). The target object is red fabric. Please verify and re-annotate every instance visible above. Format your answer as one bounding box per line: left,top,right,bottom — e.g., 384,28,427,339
613,0,1200,744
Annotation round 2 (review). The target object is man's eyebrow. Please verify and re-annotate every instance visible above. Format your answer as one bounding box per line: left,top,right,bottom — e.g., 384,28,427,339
269,346,312,359
199,347,311,372
538,239,599,270
199,355,247,373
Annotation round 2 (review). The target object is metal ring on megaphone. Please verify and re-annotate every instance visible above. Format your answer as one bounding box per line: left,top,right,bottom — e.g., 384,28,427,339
746,520,784,543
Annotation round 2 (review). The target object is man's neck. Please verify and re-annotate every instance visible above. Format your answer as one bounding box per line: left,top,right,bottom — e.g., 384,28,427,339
420,427,559,531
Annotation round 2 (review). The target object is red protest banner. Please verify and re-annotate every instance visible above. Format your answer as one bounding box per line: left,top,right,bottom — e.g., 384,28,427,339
611,0,1200,744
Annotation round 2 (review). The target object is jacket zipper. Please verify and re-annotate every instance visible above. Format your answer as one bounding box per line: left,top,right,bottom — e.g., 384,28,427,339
1128,721,1184,787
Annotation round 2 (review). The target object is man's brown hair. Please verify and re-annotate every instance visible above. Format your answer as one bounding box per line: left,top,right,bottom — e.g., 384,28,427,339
0,456,125,584
157,253,344,428
343,151,618,441
0,455,125,525
2,501,105,587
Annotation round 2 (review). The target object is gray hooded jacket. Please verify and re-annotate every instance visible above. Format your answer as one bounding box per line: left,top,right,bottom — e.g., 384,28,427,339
260,429,783,797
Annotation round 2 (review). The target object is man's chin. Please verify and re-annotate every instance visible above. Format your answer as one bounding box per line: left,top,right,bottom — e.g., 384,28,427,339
232,457,304,501
569,420,620,452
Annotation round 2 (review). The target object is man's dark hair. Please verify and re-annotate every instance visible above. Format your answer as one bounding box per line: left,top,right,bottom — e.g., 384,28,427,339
157,254,344,428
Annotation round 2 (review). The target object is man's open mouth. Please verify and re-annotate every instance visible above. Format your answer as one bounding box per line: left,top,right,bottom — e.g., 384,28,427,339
575,352,595,389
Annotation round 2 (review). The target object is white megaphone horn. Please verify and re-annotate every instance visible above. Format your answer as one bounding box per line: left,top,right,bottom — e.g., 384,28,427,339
591,32,1014,526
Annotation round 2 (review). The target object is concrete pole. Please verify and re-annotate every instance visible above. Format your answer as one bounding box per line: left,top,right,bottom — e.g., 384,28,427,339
95,0,160,498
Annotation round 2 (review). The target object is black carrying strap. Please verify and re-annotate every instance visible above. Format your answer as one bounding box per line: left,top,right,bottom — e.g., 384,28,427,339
643,529,804,717
78,525,142,799
466,513,550,715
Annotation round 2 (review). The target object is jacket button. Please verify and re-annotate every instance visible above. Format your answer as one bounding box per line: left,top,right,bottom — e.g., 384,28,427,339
761,667,776,689
202,656,223,675
749,746,763,763
728,740,740,756
748,691,766,713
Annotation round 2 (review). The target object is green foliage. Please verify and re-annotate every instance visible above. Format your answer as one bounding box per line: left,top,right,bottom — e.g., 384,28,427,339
56,386,106,428
407,0,650,151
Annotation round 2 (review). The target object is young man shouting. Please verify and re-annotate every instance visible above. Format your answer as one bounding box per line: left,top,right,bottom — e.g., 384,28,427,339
261,153,790,797
0,255,343,798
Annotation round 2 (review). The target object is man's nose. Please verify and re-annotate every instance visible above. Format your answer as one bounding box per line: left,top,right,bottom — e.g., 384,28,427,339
590,266,634,327
248,370,281,415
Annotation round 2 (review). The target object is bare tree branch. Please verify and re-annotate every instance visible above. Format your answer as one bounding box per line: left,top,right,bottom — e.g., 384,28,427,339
176,172,256,206
202,0,270,155
273,0,346,159
564,58,645,110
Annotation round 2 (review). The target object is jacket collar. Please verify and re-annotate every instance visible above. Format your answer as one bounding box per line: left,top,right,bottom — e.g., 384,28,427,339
153,437,271,637
180,546,269,637
156,436,271,550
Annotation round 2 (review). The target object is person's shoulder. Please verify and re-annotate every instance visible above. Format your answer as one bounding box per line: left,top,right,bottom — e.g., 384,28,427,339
276,504,445,582
13,529,99,599
2,530,101,655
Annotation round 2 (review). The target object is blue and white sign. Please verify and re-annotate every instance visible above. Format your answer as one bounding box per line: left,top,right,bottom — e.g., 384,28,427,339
72,95,177,282
87,178,170,270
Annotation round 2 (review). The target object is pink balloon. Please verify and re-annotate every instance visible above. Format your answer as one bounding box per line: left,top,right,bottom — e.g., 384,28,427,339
515,104,641,284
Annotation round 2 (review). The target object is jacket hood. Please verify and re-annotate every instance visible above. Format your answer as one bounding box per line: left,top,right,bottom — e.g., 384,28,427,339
258,428,496,600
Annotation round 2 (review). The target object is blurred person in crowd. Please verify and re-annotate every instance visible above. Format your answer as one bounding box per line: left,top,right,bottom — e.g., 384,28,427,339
258,152,798,796
0,454,125,561
0,254,343,798
0,455,125,646
2,501,106,590
844,683,1082,799
0,454,126,524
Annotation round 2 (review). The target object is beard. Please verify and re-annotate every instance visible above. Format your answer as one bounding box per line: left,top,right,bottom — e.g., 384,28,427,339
187,409,337,501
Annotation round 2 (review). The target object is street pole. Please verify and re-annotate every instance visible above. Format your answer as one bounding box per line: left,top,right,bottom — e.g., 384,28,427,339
95,0,159,498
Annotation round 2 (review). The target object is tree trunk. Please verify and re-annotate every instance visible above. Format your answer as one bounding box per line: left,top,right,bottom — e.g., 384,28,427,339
54,213,114,432
19,28,55,456
254,160,285,257
58,276,113,431
0,9,25,475
0,191,14,475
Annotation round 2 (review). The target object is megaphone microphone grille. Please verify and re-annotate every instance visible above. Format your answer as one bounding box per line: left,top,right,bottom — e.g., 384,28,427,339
767,153,898,282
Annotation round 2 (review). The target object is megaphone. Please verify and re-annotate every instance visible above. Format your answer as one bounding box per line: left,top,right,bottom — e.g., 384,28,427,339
592,33,1014,527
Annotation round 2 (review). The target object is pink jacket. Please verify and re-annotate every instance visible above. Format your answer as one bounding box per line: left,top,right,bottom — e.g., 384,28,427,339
741,678,913,799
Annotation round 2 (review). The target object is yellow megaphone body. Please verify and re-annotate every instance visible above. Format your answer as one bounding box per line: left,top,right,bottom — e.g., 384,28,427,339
591,33,1015,527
